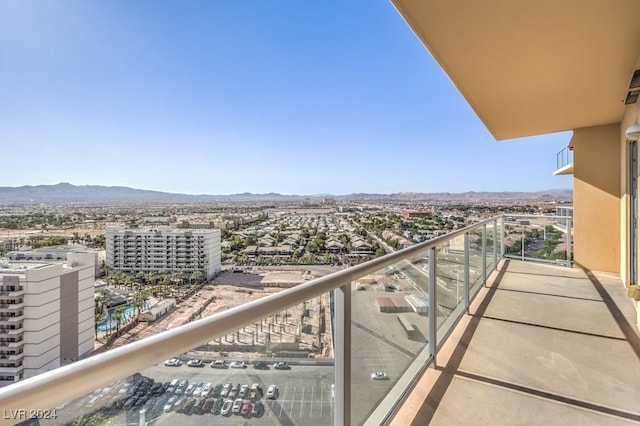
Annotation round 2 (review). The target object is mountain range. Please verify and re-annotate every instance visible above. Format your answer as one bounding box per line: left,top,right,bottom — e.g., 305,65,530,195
0,183,573,204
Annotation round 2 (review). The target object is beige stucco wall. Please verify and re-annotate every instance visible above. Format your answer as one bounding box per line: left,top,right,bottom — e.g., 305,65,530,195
572,124,621,273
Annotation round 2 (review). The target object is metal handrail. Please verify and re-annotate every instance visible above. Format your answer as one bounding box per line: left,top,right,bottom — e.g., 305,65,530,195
556,146,574,170
0,214,543,420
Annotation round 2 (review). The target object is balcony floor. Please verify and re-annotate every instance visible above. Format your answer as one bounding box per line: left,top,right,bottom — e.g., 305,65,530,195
391,259,640,425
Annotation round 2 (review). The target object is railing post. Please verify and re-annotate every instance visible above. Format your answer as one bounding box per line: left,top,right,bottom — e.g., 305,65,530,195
493,219,498,271
428,247,437,367
482,224,487,285
464,233,470,314
566,217,572,267
334,285,351,426
500,215,505,257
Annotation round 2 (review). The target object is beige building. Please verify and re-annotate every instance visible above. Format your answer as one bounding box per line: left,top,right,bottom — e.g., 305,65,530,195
0,253,95,387
105,227,221,279
392,0,640,325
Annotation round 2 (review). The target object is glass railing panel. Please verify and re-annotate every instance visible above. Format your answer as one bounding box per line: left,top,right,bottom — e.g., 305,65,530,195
485,221,496,272
434,240,464,320
468,228,484,297
503,215,571,266
28,295,336,426
351,252,430,425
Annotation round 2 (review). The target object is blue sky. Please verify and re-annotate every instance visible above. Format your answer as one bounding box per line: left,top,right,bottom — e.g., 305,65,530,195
0,1,572,195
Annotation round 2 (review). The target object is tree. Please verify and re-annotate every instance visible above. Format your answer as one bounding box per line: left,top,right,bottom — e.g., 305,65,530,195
94,311,105,341
132,291,148,319
114,306,127,336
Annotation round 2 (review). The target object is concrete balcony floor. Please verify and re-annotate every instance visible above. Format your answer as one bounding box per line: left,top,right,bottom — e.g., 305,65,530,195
391,259,640,425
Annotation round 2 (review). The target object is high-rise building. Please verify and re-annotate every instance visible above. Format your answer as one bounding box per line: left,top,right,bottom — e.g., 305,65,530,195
105,227,221,279
0,253,95,387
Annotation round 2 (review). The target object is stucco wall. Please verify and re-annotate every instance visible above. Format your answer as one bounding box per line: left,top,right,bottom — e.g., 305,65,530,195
572,124,621,273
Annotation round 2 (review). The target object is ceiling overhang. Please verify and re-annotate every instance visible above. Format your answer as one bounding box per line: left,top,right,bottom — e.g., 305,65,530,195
391,0,640,140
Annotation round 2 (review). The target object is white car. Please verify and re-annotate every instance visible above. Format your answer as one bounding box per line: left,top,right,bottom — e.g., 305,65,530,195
266,384,278,399
163,395,178,412
371,371,389,380
232,398,243,414
201,383,212,398
238,384,250,398
164,358,182,367
221,399,233,416
229,361,247,369
193,382,204,397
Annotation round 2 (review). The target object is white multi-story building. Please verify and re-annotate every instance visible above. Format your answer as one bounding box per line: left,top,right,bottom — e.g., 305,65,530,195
105,227,221,279
0,253,95,387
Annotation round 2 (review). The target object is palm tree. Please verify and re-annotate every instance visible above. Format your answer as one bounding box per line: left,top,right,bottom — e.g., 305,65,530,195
94,311,105,342
132,291,148,319
114,306,127,337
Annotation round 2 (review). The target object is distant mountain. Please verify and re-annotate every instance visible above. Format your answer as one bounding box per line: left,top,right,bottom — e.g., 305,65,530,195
0,183,572,204
335,189,573,202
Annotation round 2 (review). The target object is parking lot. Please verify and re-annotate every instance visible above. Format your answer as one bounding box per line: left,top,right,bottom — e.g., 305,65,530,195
47,361,335,426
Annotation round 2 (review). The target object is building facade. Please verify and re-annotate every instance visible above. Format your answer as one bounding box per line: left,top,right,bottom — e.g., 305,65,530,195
105,227,221,279
0,253,95,387
6,246,103,278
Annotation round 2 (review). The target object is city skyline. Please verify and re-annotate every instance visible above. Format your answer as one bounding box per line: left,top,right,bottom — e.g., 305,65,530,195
0,1,573,195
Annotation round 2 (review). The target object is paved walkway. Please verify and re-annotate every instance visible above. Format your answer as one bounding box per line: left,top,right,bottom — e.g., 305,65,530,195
392,259,640,425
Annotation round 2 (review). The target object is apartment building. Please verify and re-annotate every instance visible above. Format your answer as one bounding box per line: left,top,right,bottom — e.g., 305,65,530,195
0,253,95,387
6,246,102,278
105,227,221,279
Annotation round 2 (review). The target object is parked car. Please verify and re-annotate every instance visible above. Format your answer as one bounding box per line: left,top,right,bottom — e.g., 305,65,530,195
273,361,291,370
175,379,189,395
211,397,224,415
211,384,223,397
371,371,389,380
232,398,243,415
201,397,215,414
238,384,250,398
241,399,252,417
172,397,186,412
163,395,178,412
164,358,182,367
187,359,205,368
266,384,278,400
167,378,179,391
185,383,197,396
183,398,198,415
201,383,212,398
251,400,265,417
220,383,232,398
253,361,268,370
221,399,233,416
229,361,247,369
211,360,228,369
249,383,262,401
229,383,240,399
193,382,205,397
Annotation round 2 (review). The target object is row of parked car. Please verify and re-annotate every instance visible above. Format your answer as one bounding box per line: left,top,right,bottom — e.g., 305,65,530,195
96,373,278,421
164,357,292,370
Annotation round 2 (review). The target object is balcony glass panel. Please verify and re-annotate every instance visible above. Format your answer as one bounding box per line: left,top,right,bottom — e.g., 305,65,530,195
435,241,464,320
485,221,496,272
350,251,430,424
29,295,335,425
468,228,484,297
503,215,571,266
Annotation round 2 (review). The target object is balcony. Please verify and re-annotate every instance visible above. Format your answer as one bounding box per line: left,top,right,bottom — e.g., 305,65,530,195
0,215,637,425
553,146,574,176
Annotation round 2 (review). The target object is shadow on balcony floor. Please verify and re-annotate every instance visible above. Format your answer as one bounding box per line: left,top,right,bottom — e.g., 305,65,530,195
391,260,640,426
